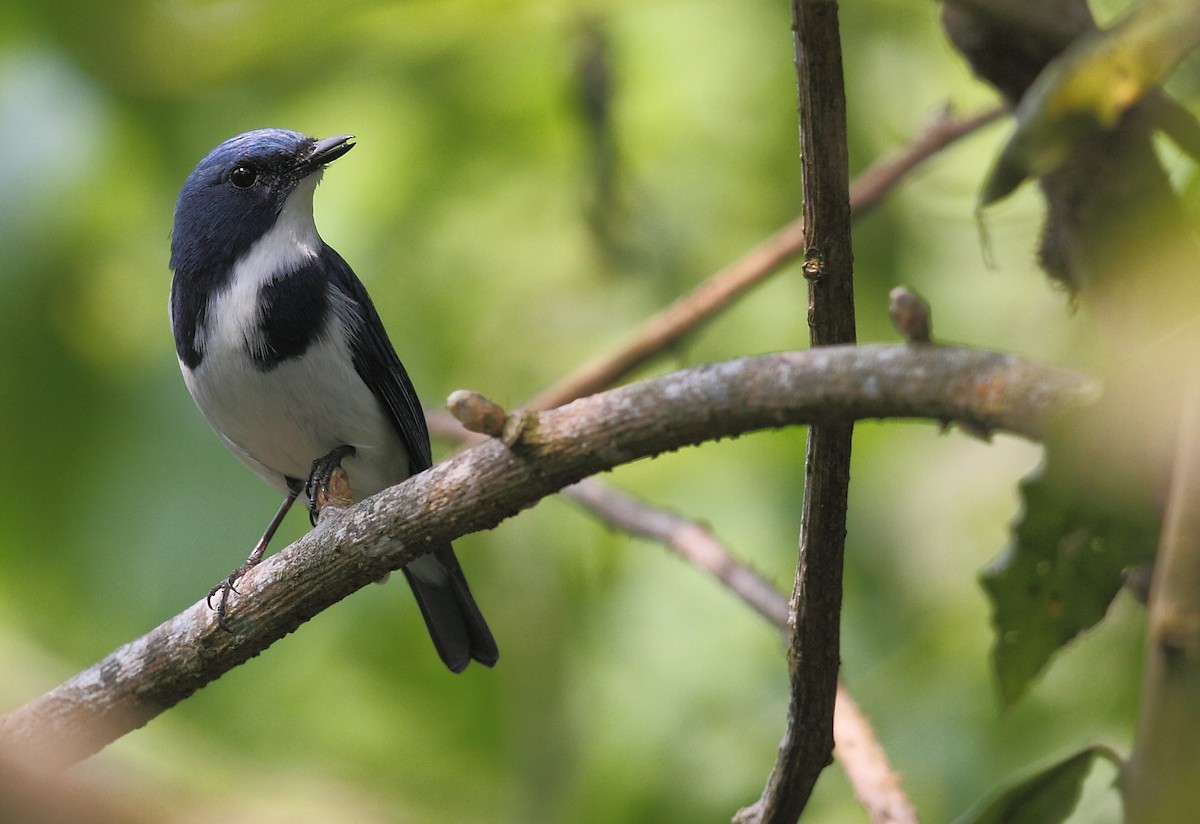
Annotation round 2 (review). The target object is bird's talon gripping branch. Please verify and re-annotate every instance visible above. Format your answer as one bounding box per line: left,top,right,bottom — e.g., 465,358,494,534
205,583,223,612
208,566,250,632
305,445,357,525
316,466,353,513
205,486,301,632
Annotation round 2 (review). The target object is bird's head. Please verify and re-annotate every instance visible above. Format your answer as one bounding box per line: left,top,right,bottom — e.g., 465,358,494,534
169,129,354,277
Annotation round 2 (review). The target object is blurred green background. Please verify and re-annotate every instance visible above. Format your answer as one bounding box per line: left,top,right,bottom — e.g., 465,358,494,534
0,0,1180,821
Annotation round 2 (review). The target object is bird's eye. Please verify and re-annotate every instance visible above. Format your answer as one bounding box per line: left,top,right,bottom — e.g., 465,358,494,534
229,165,258,189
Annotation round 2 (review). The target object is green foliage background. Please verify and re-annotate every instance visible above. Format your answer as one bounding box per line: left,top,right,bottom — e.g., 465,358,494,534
0,0,1172,821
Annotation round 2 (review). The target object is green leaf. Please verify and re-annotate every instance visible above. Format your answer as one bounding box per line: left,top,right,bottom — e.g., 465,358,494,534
952,745,1123,824
983,407,1161,706
980,0,1200,205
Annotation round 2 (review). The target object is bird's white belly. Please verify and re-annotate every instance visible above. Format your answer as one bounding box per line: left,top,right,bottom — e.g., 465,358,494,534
182,330,410,504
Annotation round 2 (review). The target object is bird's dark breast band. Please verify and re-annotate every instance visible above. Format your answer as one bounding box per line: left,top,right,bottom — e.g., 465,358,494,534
252,260,331,370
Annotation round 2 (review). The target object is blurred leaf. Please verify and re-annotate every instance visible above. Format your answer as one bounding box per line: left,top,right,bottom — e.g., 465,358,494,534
951,744,1123,824
982,407,1161,706
981,0,1200,205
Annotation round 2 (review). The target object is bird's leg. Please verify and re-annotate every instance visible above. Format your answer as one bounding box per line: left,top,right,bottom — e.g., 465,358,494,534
305,444,357,526
207,483,300,631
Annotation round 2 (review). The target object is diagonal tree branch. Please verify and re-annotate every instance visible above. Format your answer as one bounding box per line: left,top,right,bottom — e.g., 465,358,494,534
563,477,790,627
848,106,1000,220
833,682,922,824
0,345,1094,770
562,477,920,824
527,105,999,412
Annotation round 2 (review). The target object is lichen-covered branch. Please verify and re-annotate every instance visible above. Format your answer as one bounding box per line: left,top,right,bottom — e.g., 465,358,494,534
0,345,1095,770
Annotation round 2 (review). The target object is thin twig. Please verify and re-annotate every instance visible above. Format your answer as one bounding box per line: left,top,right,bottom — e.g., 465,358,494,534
526,218,805,411
1123,365,1200,823
527,105,999,412
563,478,920,824
833,683,922,824
563,478,789,627
0,345,1094,768
849,106,1001,220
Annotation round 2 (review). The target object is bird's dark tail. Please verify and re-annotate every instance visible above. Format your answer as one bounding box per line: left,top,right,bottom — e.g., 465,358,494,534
401,546,498,673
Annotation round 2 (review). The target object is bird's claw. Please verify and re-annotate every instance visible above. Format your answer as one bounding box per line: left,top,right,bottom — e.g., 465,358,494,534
305,444,356,525
206,562,255,632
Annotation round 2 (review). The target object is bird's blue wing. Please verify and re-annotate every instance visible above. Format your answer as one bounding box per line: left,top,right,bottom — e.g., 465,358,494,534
320,246,433,472
322,245,498,671
322,245,498,672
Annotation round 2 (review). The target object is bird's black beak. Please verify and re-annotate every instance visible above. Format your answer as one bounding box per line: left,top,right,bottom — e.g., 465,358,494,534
301,134,355,173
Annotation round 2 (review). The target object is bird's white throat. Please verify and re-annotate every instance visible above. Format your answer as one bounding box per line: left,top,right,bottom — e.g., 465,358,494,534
247,170,323,271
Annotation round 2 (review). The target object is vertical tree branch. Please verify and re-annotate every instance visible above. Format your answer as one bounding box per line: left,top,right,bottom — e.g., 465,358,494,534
564,477,919,824
527,105,997,413
1123,365,1200,824
737,2,856,821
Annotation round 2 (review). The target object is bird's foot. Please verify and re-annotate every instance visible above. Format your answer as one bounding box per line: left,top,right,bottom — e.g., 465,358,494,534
205,489,300,632
206,561,258,632
306,444,356,525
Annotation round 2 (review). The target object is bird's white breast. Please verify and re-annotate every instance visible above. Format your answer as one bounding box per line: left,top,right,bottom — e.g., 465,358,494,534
180,176,409,502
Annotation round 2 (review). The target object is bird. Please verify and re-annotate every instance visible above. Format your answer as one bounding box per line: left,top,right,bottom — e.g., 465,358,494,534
168,128,498,673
